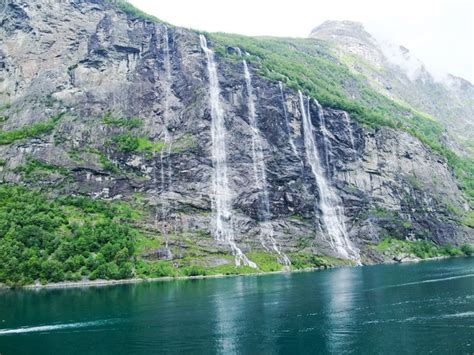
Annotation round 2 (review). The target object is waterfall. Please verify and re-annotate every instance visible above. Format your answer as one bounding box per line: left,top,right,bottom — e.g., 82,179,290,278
200,35,256,268
279,82,299,157
159,26,174,253
298,91,359,260
342,111,355,150
243,62,290,266
312,99,332,171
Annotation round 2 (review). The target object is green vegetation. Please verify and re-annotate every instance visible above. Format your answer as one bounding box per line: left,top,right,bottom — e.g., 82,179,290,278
207,33,474,207
102,112,143,129
374,237,472,259
0,185,141,286
0,113,64,145
112,134,164,155
289,253,354,270
15,158,70,178
247,252,283,272
461,211,474,229
107,0,164,23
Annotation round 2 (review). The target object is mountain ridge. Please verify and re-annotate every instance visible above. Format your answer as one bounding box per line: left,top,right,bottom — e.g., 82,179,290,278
0,0,472,286
309,20,474,154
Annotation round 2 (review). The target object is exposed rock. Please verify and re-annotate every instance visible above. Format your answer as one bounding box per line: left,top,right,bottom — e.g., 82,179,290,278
0,0,471,265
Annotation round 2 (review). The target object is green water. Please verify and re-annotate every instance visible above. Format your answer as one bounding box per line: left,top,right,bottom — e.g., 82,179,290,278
0,258,473,354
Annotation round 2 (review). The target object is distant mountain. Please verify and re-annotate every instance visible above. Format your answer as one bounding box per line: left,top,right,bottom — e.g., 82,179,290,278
310,21,474,156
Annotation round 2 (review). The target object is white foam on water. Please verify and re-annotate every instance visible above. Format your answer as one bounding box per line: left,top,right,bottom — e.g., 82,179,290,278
0,320,117,335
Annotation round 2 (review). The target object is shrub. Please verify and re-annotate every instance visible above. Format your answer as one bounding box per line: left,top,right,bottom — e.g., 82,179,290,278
0,113,64,145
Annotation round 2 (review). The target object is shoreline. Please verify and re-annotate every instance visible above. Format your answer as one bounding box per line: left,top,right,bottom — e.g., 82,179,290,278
5,267,321,291
1,254,469,291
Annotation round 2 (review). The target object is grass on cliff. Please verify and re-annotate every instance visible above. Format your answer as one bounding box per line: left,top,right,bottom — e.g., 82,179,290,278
111,134,165,155
106,0,166,24
0,113,64,145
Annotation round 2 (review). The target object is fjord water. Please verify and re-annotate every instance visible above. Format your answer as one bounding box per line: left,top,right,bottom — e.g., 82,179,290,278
1,258,473,354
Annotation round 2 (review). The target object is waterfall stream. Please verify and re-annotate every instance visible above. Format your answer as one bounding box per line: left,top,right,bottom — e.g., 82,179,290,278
299,91,359,260
279,82,299,157
243,61,290,266
159,26,173,253
313,99,332,171
200,35,256,268
342,111,355,150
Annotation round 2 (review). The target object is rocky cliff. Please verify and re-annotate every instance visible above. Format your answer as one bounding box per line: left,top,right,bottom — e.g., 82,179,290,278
0,0,472,274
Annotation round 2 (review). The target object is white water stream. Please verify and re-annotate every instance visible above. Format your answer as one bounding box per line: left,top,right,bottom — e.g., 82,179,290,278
200,35,256,268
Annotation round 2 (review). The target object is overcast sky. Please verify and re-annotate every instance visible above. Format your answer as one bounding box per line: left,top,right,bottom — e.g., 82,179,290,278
130,0,473,83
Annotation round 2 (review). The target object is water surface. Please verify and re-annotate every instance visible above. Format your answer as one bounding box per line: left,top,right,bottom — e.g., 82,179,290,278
1,258,473,354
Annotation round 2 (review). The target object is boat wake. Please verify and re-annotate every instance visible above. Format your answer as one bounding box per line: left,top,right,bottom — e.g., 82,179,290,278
0,319,118,335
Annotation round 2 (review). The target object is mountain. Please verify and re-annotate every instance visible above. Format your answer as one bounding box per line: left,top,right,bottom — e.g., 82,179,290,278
0,0,472,286
309,20,474,156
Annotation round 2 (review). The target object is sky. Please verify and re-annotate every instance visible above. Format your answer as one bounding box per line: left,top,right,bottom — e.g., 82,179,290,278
130,0,474,83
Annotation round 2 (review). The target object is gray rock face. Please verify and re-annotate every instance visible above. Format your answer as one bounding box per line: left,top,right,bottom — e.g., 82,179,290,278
0,0,471,263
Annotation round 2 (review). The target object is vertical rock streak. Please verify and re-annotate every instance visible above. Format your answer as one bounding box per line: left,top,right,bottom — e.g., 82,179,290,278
243,61,290,266
200,35,256,268
299,91,360,261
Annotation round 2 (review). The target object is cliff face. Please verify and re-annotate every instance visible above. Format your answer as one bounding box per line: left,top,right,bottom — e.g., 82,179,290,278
0,0,471,267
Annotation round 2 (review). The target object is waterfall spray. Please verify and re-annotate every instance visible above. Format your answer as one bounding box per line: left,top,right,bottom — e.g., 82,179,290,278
200,35,256,268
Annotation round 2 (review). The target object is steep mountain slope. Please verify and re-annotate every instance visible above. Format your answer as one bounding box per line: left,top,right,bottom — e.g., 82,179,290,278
0,0,472,286
309,20,474,155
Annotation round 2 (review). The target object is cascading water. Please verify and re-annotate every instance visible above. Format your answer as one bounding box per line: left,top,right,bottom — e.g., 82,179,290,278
342,111,355,150
312,99,332,171
279,82,299,157
200,35,256,268
243,61,290,266
159,26,173,254
298,91,360,261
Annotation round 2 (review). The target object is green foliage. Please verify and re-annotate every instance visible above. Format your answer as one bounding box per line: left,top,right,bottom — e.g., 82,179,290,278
15,157,70,181
374,237,470,259
207,263,259,276
95,151,120,174
288,253,351,270
0,185,138,286
112,134,164,154
135,260,177,278
102,112,143,129
247,252,283,272
182,265,208,277
0,113,64,145
107,0,164,23
460,244,474,256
